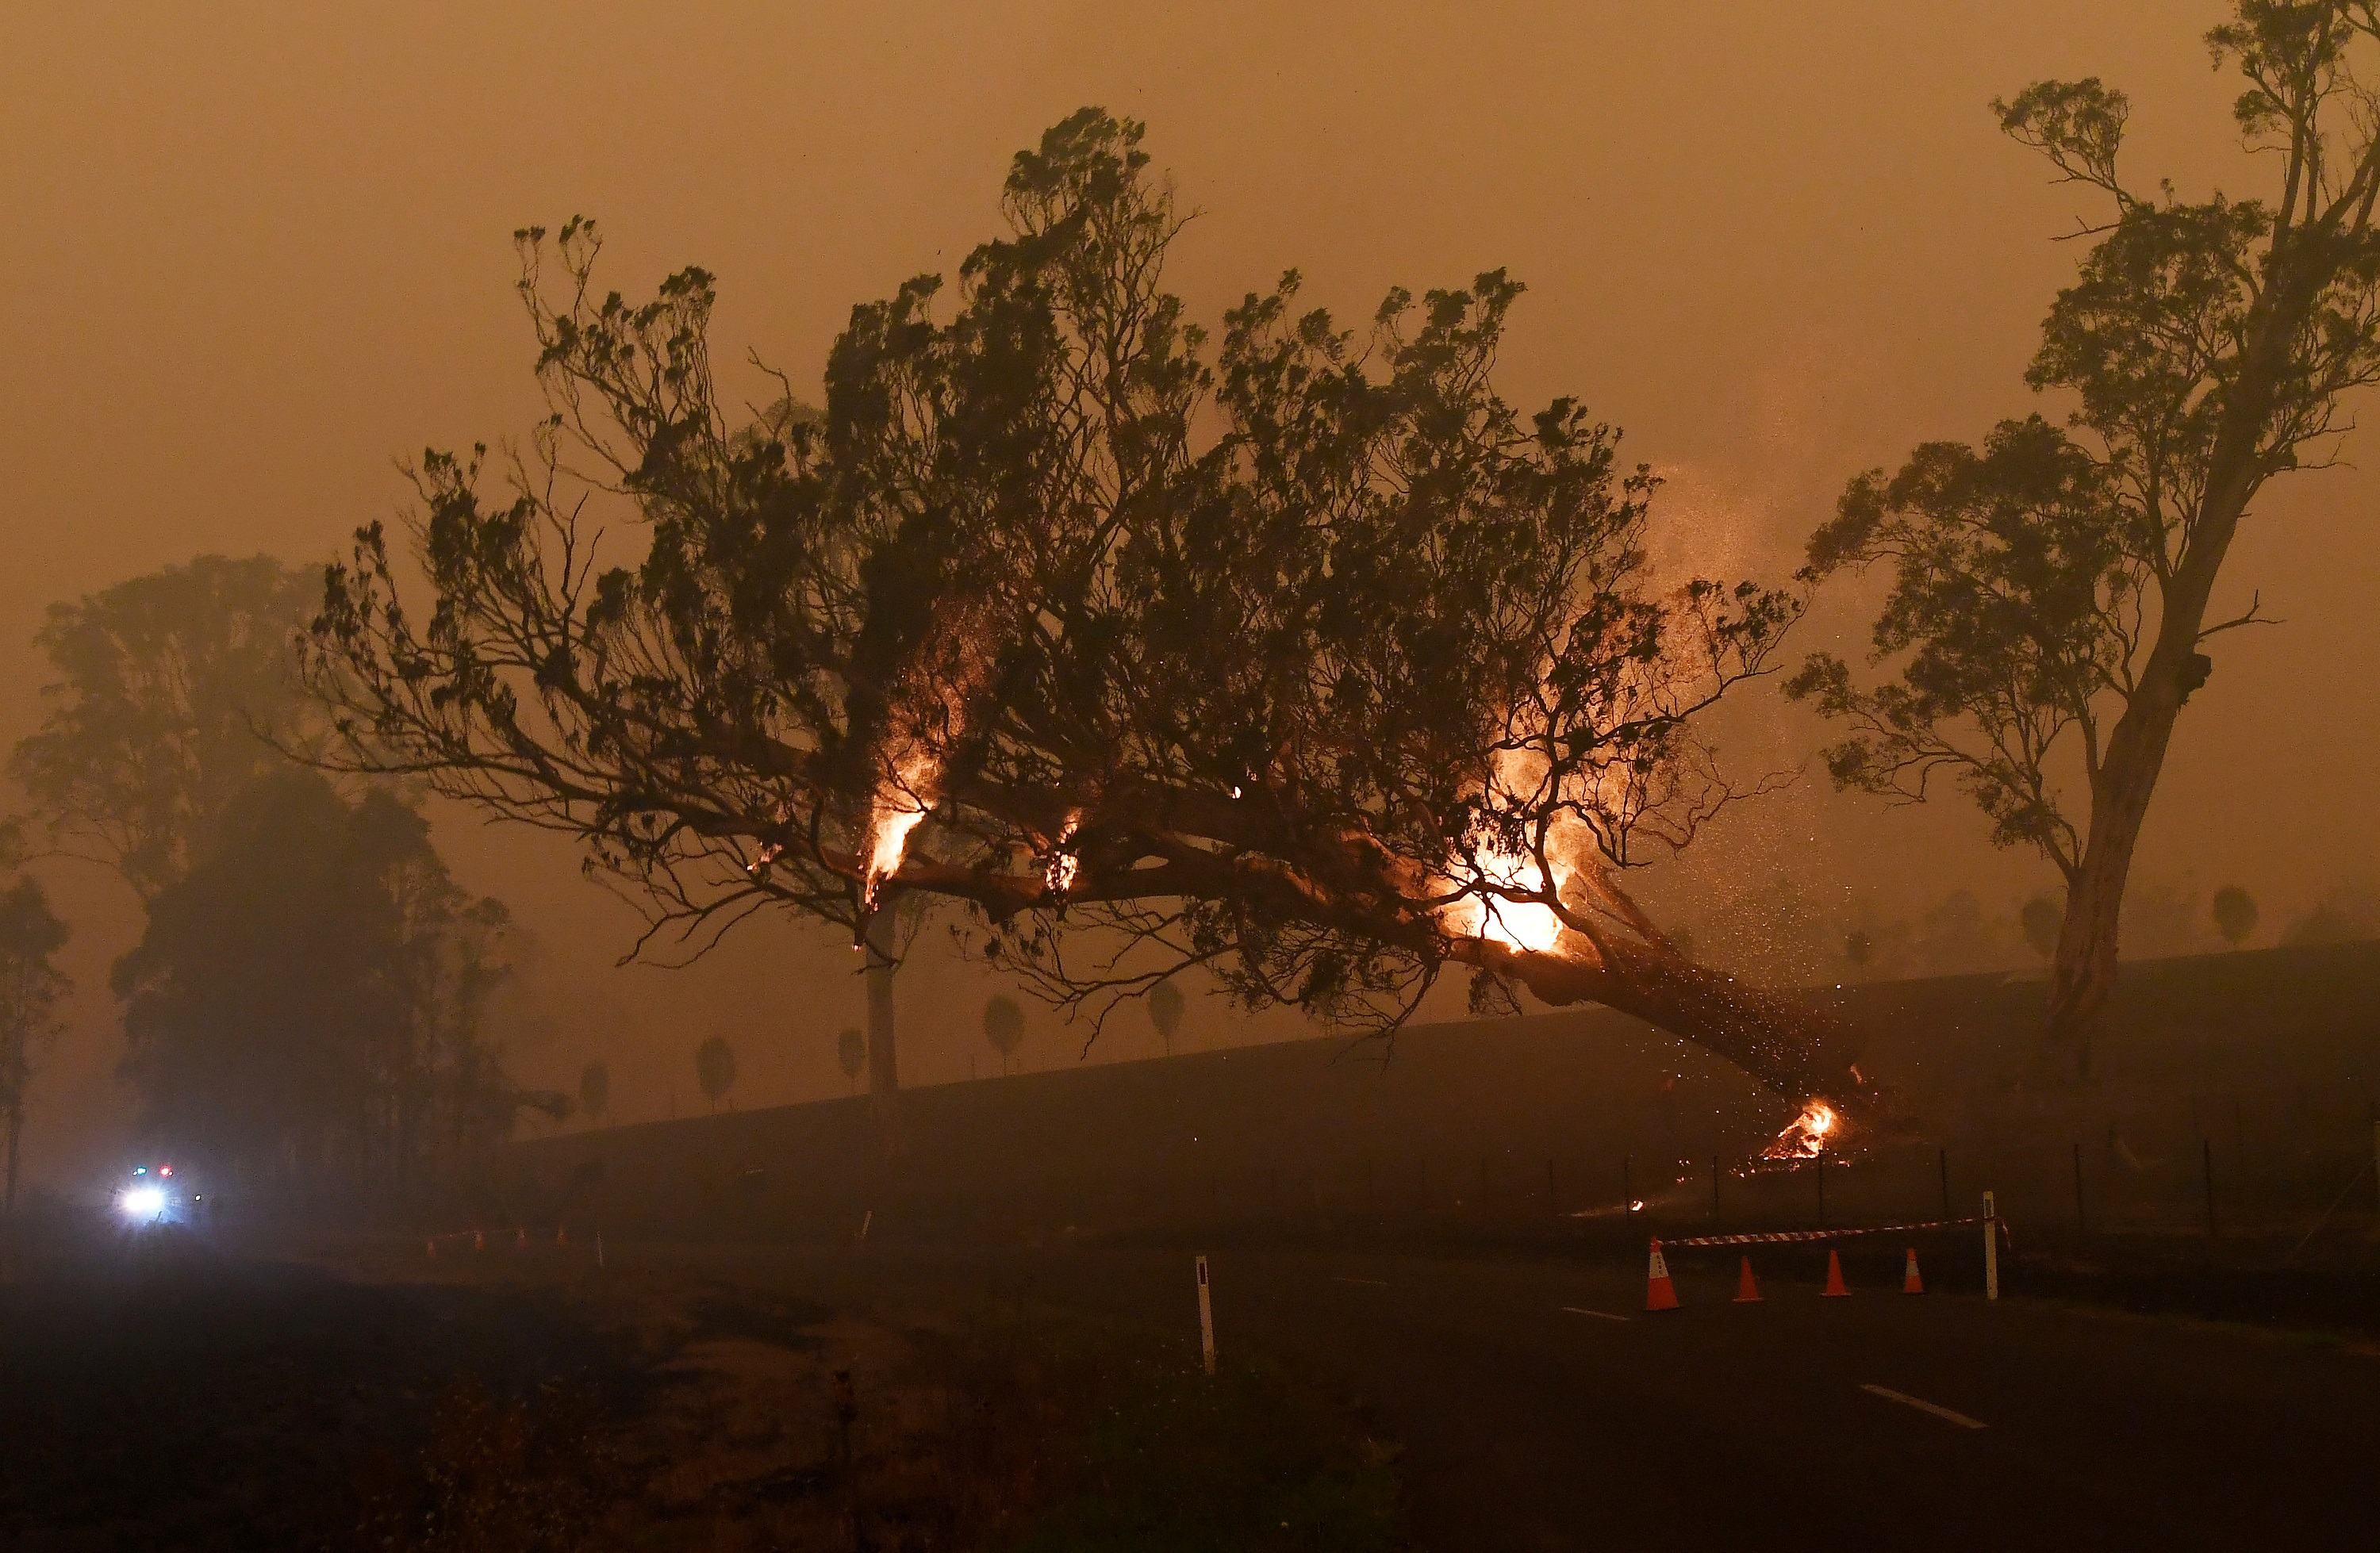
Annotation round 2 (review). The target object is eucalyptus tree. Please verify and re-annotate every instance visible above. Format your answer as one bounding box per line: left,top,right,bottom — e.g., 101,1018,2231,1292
114,771,524,1185
1794,4,2380,1070
13,554,323,901
309,111,1859,1147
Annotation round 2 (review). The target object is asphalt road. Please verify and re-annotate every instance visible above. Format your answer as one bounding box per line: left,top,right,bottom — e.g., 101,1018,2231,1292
796,1239,2375,1551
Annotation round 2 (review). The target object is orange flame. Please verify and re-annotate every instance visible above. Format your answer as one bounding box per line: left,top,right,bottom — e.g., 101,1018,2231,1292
1044,810,1084,899
1472,847,1564,953
862,750,936,908
1763,1100,1838,1160
860,605,997,910
1438,746,1572,956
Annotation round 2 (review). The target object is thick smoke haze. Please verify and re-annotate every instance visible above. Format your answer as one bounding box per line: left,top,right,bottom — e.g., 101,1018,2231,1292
3,2,2373,1185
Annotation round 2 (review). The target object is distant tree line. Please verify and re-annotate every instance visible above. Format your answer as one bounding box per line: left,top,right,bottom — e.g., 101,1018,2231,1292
9,556,547,1194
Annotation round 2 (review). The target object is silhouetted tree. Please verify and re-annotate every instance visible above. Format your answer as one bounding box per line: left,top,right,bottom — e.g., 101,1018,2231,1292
695,1035,736,1111
11,555,322,901
578,1060,610,1122
982,995,1025,1075
113,770,523,1184
1146,979,1183,1057
2212,885,2259,947
836,1026,866,1094
2020,895,2061,960
308,111,1875,1147
1795,6,2380,1072
0,839,70,1213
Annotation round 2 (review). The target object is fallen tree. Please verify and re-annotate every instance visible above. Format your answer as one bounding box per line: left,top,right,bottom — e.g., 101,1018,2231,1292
306,110,1867,1151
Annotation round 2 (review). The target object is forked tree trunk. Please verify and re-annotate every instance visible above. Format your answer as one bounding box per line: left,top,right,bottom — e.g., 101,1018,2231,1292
2045,375,2271,1072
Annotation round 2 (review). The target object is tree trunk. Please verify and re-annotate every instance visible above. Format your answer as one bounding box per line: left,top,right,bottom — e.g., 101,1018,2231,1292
4,1101,19,1214
2044,372,2273,1070
1473,936,1874,1137
863,901,900,1152
2043,694,2176,1076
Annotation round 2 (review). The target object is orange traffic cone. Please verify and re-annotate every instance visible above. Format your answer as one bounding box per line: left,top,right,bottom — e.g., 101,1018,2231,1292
427,1238,437,1259
1733,1256,1762,1302
556,1225,568,1248
1823,1248,1850,1297
1645,1238,1681,1311
516,1226,527,1248
473,1231,485,1252
1902,1247,1924,1295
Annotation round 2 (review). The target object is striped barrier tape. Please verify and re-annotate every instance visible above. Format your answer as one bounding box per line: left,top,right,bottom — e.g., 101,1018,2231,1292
1661,1214,2012,1249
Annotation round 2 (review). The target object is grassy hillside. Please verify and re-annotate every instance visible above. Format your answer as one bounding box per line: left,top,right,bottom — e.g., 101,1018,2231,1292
489,941,2380,1247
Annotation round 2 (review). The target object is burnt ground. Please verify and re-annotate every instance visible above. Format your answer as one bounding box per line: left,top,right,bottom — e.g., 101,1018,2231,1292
0,1221,1400,1551
8,1210,2379,1551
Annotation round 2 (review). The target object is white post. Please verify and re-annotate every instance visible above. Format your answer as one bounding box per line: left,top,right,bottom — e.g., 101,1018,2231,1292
1983,1190,1998,1302
1196,1254,1216,1375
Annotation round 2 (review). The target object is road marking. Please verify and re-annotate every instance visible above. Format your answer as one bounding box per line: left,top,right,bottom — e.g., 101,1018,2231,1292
1333,1276,1390,1287
1861,1384,1987,1430
1560,1306,1630,1322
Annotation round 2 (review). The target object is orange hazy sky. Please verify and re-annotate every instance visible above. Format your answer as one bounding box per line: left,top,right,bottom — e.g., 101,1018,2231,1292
4,4,2372,1180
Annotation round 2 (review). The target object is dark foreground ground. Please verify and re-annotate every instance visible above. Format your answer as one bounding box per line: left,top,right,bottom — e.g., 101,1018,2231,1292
0,1221,1397,1551
5,1219,2374,1551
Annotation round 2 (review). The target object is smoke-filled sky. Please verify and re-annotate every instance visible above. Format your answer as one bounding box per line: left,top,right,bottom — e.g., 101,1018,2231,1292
5,3,2374,1182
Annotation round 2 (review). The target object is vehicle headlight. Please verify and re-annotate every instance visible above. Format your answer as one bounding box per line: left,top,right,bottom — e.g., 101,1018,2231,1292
117,1185,167,1218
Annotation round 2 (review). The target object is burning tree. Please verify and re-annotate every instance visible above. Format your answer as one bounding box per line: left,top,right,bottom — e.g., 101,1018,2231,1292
305,110,1865,1147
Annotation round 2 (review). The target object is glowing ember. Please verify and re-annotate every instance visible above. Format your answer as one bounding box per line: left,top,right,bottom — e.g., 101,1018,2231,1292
1763,1100,1839,1160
